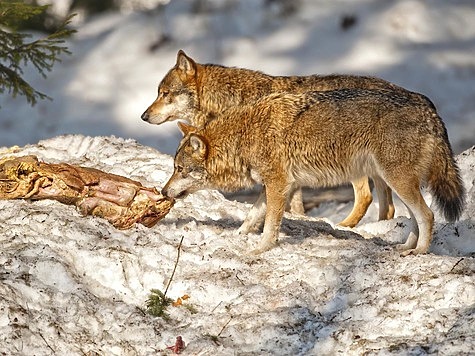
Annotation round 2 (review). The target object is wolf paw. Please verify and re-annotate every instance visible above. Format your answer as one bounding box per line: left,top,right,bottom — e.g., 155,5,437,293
337,219,358,228
396,242,428,256
249,247,267,255
237,223,260,235
250,240,278,255
399,247,429,257
395,243,410,252
237,225,250,235
395,235,418,253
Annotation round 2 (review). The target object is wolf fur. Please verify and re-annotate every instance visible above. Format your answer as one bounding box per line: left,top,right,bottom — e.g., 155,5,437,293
162,89,464,255
143,50,438,227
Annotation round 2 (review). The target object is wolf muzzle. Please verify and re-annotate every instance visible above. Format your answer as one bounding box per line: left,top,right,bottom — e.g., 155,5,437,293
161,185,189,200
141,111,150,121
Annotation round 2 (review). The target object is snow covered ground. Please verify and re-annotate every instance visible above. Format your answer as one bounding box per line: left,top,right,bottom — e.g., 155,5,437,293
0,0,474,355
0,135,474,355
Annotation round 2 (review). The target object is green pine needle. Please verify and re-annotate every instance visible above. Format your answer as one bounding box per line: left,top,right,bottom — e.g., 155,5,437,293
0,1,76,106
145,289,173,319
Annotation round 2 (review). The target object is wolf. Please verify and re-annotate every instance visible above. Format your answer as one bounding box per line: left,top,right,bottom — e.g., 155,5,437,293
142,50,437,227
161,89,464,255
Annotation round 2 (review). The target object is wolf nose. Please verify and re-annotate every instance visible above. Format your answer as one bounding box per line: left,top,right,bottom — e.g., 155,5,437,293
141,111,149,121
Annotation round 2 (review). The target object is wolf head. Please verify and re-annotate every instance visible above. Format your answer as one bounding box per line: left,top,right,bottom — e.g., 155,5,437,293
141,50,200,125
162,122,209,199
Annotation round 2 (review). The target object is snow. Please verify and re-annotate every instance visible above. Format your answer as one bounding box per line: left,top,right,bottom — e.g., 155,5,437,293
0,0,474,354
0,135,474,355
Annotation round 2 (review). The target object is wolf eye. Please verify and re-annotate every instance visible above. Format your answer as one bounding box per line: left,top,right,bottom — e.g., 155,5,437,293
176,165,183,173
161,90,169,98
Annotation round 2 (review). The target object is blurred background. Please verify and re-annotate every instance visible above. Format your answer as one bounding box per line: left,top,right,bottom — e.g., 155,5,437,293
1,0,474,157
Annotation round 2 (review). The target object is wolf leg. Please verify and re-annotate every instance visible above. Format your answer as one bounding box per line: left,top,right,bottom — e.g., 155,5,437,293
238,188,267,234
287,187,305,215
252,180,288,254
396,207,418,251
338,176,373,228
373,176,395,221
390,177,434,255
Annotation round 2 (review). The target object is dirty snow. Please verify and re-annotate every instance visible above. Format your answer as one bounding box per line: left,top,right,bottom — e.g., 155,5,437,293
0,135,474,355
0,0,475,354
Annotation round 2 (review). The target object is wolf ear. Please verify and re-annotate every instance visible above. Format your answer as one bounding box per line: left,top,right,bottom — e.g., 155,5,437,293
176,50,196,76
177,121,197,136
189,134,207,158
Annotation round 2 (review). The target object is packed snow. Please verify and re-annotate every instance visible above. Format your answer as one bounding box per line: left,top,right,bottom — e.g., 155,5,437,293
0,135,474,355
0,0,474,355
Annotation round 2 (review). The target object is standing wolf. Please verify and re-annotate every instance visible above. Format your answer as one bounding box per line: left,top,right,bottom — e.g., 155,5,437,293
142,50,437,227
162,89,464,255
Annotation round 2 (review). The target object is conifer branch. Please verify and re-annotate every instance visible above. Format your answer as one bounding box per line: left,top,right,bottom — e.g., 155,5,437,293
0,2,76,105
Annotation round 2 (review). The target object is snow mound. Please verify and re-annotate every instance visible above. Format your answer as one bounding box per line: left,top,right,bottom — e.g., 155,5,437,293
0,135,473,355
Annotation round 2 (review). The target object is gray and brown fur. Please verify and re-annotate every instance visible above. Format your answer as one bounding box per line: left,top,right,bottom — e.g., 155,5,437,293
142,50,438,227
162,89,464,255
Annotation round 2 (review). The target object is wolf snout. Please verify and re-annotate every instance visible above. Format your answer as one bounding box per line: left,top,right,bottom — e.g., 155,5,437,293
162,186,187,200
161,186,170,197
141,111,150,121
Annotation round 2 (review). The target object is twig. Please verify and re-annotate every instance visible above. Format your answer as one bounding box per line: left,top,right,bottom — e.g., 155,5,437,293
39,333,55,354
211,301,223,313
450,258,464,273
235,273,245,286
217,316,233,337
164,236,185,297
207,316,234,346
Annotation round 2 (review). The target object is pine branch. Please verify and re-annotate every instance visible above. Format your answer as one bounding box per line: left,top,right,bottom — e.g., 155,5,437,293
0,62,49,103
0,1,47,29
0,2,76,106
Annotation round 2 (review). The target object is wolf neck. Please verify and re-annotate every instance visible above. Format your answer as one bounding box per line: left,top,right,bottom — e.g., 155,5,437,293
200,110,258,192
197,64,274,116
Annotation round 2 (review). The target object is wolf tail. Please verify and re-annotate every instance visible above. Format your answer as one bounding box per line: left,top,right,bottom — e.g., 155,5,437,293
428,116,465,222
